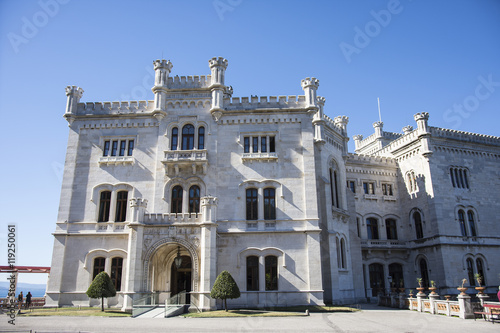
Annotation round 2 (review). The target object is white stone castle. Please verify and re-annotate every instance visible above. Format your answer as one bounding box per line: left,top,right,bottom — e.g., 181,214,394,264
47,57,500,311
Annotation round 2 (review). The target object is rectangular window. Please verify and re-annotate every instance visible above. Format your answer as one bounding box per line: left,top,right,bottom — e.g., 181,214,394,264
382,184,393,196
244,137,250,153
265,256,278,291
347,181,356,193
111,141,118,156
269,136,275,153
119,141,126,156
98,191,111,222
103,141,110,156
261,137,267,153
263,188,276,220
246,256,259,291
127,140,134,156
243,135,276,154
252,137,259,153
386,219,398,240
246,189,258,220
115,191,128,222
111,257,123,291
93,257,105,280
363,182,375,195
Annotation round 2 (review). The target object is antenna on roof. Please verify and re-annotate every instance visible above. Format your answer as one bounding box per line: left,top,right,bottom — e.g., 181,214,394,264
162,51,164,60
377,97,382,122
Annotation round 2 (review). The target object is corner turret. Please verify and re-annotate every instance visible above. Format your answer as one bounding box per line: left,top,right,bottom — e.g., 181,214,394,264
209,57,228,121
373,121,384,138
64,85,84,124
301,77,319,112
152,59,173,119
414,112,432,157
414,112,430,135
353,135,363,150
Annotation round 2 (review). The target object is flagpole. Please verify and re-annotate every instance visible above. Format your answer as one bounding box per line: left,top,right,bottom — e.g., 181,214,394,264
377,97,382,122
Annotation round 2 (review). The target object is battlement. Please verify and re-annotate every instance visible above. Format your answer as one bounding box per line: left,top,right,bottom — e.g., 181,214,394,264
346,153,397,166
167,75,212,90
430,127,500,146
223,95,307,111
76,100,155,115
323,114,347,136
371,129,419,156
209,57,228,69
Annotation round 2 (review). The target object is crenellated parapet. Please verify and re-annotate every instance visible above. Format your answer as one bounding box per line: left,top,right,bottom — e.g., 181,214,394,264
346,153,397,166
223,95,307,111
167,75,212,90
75,100,155,115
430,127,500,146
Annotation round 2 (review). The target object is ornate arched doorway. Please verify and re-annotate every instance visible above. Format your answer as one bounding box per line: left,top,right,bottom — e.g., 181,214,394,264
149,243,193,304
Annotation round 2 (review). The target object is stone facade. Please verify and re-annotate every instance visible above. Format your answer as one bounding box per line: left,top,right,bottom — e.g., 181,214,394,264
47,57,500,311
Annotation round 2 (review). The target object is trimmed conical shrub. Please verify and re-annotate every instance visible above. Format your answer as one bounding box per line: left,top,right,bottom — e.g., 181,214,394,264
210,270,240,311
86,272,116,311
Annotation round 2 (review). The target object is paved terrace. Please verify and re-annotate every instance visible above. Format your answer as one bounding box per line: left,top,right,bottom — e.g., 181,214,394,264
2,304,498,333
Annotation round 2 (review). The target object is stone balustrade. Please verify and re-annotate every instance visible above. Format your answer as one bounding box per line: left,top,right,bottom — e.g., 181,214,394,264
379,291,499,320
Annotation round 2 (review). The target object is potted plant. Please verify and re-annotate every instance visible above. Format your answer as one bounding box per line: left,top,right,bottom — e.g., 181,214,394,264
474,273,486,294
416,278,425,295
428,280,437,295
457,278,468,295
408,289,414,298
399,279,405,293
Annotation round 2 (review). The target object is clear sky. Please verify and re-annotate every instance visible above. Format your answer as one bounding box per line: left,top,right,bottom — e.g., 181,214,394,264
0,0,499,285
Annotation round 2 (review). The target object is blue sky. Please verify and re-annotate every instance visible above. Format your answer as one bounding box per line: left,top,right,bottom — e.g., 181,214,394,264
0,0,499,285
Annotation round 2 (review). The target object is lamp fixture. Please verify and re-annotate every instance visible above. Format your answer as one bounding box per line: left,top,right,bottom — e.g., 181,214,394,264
174,245,183,269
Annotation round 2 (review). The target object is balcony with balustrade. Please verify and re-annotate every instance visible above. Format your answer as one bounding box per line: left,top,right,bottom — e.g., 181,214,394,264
161,149,208,175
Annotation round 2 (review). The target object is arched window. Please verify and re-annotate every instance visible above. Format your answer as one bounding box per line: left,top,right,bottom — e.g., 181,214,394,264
366,218,379,240
198,127,205,149
476,258,485,285
466,258,475,286
386,219,398,240
329,169,340,208
171,186,183,214
263,188,276,220
419,259,429,288
246,188,258,220
188,185,200,214
93,257,105,280
98,191,111,222
458,210,467,236
110,257,123,291
246,256,259,291
340,238,346,269
182,124,195,150
389,263,404,288
407,171,417,192
369,263,385,297
467,210,477,237
265,255,278,290
115,191,128,222
171,127,178,150
413,212,423,239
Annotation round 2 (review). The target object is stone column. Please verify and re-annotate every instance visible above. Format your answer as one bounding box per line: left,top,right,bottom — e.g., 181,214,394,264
457,294,474,319
416,292,426,312
428,293,440,314
121,223,144,312
198,196,218,311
